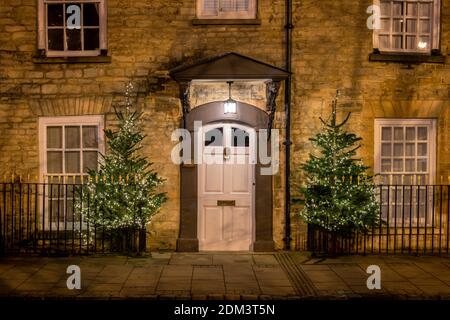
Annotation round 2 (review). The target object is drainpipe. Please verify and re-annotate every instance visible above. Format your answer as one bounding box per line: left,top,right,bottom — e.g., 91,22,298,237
284,0,293,251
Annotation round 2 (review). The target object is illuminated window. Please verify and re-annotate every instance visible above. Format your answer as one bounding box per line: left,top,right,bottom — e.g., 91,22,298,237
197,0,257,19
374,0,440,53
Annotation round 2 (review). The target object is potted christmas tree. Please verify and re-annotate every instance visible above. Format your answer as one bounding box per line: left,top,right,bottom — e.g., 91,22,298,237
300,91,380,256
78,82,167,255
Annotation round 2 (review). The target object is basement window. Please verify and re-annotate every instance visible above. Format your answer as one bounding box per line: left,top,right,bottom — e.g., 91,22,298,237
197,0,257,19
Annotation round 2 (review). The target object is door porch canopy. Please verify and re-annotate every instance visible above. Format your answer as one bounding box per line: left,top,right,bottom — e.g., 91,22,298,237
169,52,290,128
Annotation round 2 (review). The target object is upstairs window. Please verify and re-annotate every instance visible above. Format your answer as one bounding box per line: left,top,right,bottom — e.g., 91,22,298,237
38,0,107,57
197,0,257,19
373,0,440,54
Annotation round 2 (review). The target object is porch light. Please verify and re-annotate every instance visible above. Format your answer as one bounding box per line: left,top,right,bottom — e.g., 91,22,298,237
224,81,237,114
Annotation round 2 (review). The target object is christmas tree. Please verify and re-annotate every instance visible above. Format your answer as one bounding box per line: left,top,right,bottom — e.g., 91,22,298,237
300,91,380,237
79,82,166,237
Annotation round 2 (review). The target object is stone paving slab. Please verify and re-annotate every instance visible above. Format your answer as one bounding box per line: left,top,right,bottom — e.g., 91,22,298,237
1,253,450,300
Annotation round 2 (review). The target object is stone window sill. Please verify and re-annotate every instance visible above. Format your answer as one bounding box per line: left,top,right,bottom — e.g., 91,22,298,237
369,52,446,64
33,52,111,64
192,18,261,25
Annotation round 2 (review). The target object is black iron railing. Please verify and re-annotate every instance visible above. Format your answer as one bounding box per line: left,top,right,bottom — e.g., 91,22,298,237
0,181,146,256
1,182,449,256
308,184,450,256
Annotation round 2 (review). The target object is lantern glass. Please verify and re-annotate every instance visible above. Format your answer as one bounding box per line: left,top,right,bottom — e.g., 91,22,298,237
224,100,237,114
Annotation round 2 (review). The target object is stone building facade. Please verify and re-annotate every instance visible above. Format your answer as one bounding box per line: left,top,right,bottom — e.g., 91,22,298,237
0,0,449,251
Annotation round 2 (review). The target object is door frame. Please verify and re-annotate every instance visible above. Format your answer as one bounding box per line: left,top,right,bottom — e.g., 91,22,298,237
176,101,275,252
197,122,256,251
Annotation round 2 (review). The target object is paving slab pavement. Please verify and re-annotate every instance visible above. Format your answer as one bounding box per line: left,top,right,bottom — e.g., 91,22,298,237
0,252,450,299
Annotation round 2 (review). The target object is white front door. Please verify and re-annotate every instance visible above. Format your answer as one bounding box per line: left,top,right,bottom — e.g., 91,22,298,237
198,124,255,251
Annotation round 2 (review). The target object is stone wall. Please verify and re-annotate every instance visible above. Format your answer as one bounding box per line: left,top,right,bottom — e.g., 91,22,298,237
0,0,287,250
1,0,450,250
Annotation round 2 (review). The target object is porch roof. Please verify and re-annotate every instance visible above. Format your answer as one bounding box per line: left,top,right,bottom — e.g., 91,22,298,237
169,52,290,82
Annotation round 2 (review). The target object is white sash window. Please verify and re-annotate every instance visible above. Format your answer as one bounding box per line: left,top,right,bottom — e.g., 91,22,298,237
373,0,440,53
197,0,257,19
38,0,107,57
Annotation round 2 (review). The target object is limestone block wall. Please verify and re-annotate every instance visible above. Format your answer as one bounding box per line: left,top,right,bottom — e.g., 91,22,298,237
1,0,450,250
0,0,288,250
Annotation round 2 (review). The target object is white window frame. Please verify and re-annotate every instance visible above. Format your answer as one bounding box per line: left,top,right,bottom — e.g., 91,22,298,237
197,0,257,19
373,0,441,54
374,118,437,226
374,118,436,183
38,0,108,57
38,115,105,230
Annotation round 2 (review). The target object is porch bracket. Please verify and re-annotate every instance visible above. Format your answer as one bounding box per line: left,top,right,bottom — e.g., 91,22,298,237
266,80,281,138
179,81,191,128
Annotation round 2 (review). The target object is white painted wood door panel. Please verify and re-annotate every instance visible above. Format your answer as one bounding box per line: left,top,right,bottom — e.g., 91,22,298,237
198,124,255,251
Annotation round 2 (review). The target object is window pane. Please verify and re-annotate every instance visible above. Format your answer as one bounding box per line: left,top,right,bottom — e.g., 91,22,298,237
406,36,416,49
65,126,80,148
417,127,427,140
393,159,403,172
405,143,415,156
393,35,403,49
394,143,404,157
394,127,404,141
381,159,391,172
83,126,98,148
236,0,250,11
417,159,427,172
84,28,99,50
392,2,403,16
47,126,62,148
419,3,431,17
380,2,390,15
50,200,64,223
379,35,390,49
406,127,415,140
65,151,80,173
66,200,75,222
67,29,81,50
406,159,415,172
406,19,417,33
381,19,391,33
47,151,63,173
203,0,218,13
418,36,429,50
47,4,64,26
220,0,235,11
419,19,431,33
407,3,417,16
83,151,98,173
83,3,100,26
382,127,392,141
393,19,403,32
381,143,391,156
417,143,427,156
232,128,249,147
48,29,64,51
204,128,223,147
